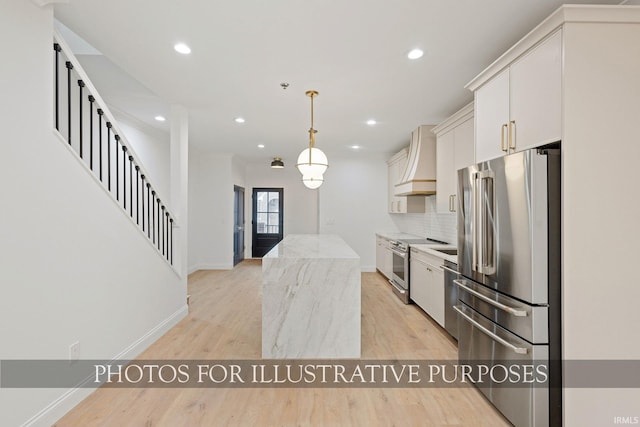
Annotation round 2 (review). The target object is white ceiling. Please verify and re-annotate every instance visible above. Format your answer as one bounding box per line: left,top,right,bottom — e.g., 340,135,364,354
54,0,619,164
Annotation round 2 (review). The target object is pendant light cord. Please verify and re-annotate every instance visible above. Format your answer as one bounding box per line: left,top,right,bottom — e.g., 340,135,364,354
309,92,315,149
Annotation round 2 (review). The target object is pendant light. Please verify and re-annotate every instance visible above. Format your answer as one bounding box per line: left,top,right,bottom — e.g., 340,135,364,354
296,90,328,188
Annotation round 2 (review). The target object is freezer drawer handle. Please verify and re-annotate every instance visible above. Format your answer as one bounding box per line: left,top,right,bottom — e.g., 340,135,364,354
454,279,527,317
453,305,528,355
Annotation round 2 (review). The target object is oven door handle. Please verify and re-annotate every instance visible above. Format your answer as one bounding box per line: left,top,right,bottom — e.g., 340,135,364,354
453,279,527,317
453,305,528,355
390,248,406,258
388,279,406,295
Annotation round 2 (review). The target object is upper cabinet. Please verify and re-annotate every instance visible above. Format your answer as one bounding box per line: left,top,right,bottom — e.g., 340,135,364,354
473,30,562,163
387,149,425,213
433,103,474,213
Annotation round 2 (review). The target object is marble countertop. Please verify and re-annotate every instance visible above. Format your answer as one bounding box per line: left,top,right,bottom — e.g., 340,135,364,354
410,243,458,264
375,231,425,241
264,234,359,259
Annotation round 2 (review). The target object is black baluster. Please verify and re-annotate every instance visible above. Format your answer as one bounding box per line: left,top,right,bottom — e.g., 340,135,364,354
136,167,141,225
151,191,156,244
54,43,61,131
78,80,84,158
157,199,161,250
113,131,119,199
66,61,73,145
169,218,174,265
128,156,133,217
99,110,105,183
122,145,127,210
88,95,95,170
162,206,166,256
147,184,151,238
141,175,145,231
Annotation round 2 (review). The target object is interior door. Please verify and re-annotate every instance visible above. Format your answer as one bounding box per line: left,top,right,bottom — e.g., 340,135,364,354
233,185,245,266
252,188,283,258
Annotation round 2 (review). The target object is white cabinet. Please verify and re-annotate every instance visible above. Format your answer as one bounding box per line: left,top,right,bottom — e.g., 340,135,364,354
375,236,393,279
436,130,455,213
387,149,425,213
475,70,510,162
474,30,562,163
434,103,474,213
409,248,444,327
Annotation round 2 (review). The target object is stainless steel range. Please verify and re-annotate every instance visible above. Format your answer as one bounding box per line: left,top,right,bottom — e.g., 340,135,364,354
389,237,446,304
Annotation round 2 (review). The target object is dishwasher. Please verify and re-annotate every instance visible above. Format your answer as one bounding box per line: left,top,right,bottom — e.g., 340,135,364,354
442,259,459,341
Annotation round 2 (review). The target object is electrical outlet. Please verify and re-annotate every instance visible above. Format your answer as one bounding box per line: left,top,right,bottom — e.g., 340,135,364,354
69,341,80,363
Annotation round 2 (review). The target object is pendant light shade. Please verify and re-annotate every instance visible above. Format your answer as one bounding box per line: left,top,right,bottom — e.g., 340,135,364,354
296,147,328,176
296,90,328,188
302,174,324,189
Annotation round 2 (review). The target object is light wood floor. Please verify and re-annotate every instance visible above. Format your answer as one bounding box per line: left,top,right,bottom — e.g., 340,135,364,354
55,260,510,426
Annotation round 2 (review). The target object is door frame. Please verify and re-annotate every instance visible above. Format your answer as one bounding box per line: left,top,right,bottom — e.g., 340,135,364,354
233,185,245,266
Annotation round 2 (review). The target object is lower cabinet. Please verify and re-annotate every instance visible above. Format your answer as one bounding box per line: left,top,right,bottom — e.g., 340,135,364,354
409,248,444,326
376,236,393,279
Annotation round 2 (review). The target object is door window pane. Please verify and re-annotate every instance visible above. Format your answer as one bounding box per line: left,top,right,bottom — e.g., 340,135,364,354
268,213,279,233
268,192,279,212
257,192,268,212
257,213,267,233
256,190,281,234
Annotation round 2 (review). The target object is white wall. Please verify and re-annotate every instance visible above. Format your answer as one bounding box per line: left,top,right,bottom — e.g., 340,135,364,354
319,155,397,271
187,150,234,271
390,197,457,244
244,160,319,258
112,110,171,205
0,2,186,425
562,21,640,425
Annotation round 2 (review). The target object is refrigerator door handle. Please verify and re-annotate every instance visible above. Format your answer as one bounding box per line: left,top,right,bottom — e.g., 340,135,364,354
475,170,496,275
472,174,480,273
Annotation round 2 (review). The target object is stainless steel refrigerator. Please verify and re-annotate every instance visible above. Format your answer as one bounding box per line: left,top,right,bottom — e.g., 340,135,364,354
456,146,561,427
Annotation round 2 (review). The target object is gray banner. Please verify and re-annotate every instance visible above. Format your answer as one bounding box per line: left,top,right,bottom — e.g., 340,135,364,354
0,360,637,389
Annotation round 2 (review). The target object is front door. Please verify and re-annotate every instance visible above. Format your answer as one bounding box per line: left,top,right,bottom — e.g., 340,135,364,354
252,188,283,258
233,185,245,266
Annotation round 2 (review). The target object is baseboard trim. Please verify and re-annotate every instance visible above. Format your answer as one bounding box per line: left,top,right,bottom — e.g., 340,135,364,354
21,305,189,427
187,263,233,274
361,265,376,273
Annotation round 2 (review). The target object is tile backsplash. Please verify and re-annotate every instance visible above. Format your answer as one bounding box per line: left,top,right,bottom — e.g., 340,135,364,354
390,196,457,244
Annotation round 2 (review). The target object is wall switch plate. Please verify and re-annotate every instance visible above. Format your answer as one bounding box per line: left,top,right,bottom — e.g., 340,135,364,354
69,341,80,363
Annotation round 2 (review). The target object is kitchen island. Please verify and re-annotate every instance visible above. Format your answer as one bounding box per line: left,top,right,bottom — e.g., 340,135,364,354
262,234,361,359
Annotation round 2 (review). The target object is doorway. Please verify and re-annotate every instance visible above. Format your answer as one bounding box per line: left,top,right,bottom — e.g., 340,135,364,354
233,185,245,266
252,188,284,258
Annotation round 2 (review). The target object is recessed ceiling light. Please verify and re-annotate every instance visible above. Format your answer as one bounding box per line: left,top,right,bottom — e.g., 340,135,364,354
407,48,424,60
234,117,245,123
351,145,361,150
154,116,166,122
174,43,191,54
258,144,265,148
366,119,377,126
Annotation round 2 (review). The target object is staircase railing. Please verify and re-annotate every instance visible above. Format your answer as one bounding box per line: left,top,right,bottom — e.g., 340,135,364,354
53,31,176,268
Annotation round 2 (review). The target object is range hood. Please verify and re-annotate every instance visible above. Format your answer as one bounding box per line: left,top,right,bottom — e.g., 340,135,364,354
395,125,437,196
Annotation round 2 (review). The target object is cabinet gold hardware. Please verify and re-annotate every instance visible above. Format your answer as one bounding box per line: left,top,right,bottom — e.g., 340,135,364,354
509,120,516,150
501,123,508,152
